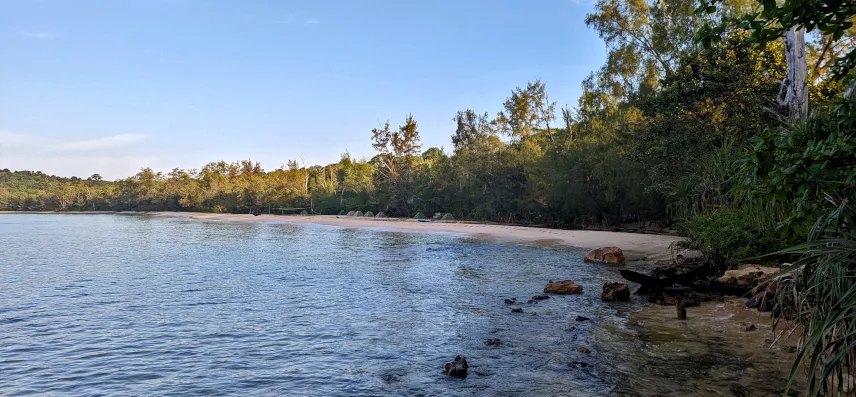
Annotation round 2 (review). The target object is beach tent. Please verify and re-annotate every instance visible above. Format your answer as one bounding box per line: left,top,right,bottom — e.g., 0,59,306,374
441,213,454,221
364,211,374,217
354,211,364,217
413,212,426,219
375,212,387,218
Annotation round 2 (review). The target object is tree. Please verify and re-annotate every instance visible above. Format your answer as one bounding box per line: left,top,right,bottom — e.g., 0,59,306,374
495,80,555,140
371,114,422,215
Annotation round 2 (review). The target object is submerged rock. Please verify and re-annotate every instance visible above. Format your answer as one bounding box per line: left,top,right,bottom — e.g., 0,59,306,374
531,294,550,301
511,308,523,313
443,355,468,377
601,282,631,302
503,298,517,305
576,346,591,354
544,280,583,295
485,338,502,346
584,247,626,265
575,315,590,322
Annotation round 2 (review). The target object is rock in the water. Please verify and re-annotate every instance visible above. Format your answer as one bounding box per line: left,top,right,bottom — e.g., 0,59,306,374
576,346,591,354
443,355,468,377
527,299,535,304
575,315,590,322
718,264,780,286
532,294,550,301
511,308,523,313
504,298,517,304
584,247,626,265
544,280,583,295
742,323,757,332
601,282,631,302
485,338,501,346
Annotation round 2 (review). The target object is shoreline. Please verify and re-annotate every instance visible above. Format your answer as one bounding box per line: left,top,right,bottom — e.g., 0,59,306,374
146,212,683,261
1,211,684,261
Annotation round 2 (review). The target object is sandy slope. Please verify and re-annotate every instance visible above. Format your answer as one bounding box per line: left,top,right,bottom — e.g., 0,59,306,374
146,212,683,261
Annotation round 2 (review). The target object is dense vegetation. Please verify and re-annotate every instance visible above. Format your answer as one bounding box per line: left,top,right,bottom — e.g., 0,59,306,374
2,0,856,394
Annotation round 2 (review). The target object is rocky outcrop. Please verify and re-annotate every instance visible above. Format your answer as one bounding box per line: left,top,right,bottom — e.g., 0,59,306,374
584,247,626,265
601,282,630,302
544,280,583,295
718,264,780,286
443,355,468,377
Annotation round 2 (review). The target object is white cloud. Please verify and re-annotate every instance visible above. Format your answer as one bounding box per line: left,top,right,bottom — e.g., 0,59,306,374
305,18,320,25
19,31,57,39
49,134,146,152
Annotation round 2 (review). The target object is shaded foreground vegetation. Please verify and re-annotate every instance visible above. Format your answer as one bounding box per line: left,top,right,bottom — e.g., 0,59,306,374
2,1,856,394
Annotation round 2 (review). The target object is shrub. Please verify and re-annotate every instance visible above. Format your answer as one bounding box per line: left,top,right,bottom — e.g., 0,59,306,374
680,207,787,268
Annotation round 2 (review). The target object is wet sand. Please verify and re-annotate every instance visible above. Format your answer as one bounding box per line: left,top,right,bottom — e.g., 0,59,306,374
145,212,684,262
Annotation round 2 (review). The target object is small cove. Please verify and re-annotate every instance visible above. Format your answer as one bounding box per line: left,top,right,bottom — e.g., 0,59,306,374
0,214,796,396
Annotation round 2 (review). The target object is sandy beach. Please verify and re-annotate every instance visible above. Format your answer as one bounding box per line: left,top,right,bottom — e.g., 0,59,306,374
145,212,684,261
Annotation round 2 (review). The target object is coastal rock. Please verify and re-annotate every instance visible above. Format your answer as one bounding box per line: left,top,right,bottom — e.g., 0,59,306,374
544,280,583,295
511,308,523,313
601,282,631,302
485,338,502,346
531,294,550,301
576,346,591,354
583,247,626,265
504,298,517,305
443,355,468,377
718,264,780,287
575,315,590,322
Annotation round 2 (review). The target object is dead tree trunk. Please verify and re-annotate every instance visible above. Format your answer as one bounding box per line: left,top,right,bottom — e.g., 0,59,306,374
778,27,808,122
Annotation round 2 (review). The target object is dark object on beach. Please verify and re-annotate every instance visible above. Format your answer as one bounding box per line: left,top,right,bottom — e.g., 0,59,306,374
676,299,687,319
511,308,523,313
575,315,590,322
601,282,631,302
532,294,550,301
485,338,502,346
504,298,517,304
443,355,468,377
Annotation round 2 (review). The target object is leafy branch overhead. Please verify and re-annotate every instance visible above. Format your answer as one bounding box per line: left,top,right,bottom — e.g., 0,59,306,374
696,0,856,80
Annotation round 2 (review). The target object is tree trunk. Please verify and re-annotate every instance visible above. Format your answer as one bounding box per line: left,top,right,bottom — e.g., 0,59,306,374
779,27,808,122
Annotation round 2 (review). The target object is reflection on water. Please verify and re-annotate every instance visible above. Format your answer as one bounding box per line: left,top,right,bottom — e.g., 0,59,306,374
0,214,796,396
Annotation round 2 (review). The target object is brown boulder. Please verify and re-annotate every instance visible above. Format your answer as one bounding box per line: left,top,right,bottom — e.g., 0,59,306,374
718,264,780,287
584,247,626,265
601,282,631,302
544,280,583,295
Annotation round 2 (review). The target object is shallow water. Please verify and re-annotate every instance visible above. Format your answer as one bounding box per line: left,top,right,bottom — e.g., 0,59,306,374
0,214,796,396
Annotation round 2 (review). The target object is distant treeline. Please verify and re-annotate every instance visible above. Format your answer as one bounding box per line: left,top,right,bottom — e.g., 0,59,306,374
3,1,853,240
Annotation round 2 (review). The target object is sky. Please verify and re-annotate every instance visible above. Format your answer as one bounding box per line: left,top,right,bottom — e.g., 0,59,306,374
0,0,605,180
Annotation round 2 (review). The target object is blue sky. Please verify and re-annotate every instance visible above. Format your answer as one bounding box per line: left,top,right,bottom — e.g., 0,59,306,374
0,0,604,179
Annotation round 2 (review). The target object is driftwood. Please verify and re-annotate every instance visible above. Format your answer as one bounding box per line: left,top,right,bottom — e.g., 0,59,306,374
620,259,753,304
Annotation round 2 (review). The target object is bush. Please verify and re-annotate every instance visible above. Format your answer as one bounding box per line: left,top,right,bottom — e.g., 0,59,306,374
680,208,787,268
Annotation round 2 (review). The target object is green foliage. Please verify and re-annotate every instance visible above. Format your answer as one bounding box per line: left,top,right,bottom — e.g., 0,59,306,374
773,199,856,397
697,0,856,80
743,108,856,238
680,207,786,267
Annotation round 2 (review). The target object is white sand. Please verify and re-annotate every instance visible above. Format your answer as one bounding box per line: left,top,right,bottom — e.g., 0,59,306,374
147,212,683,261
